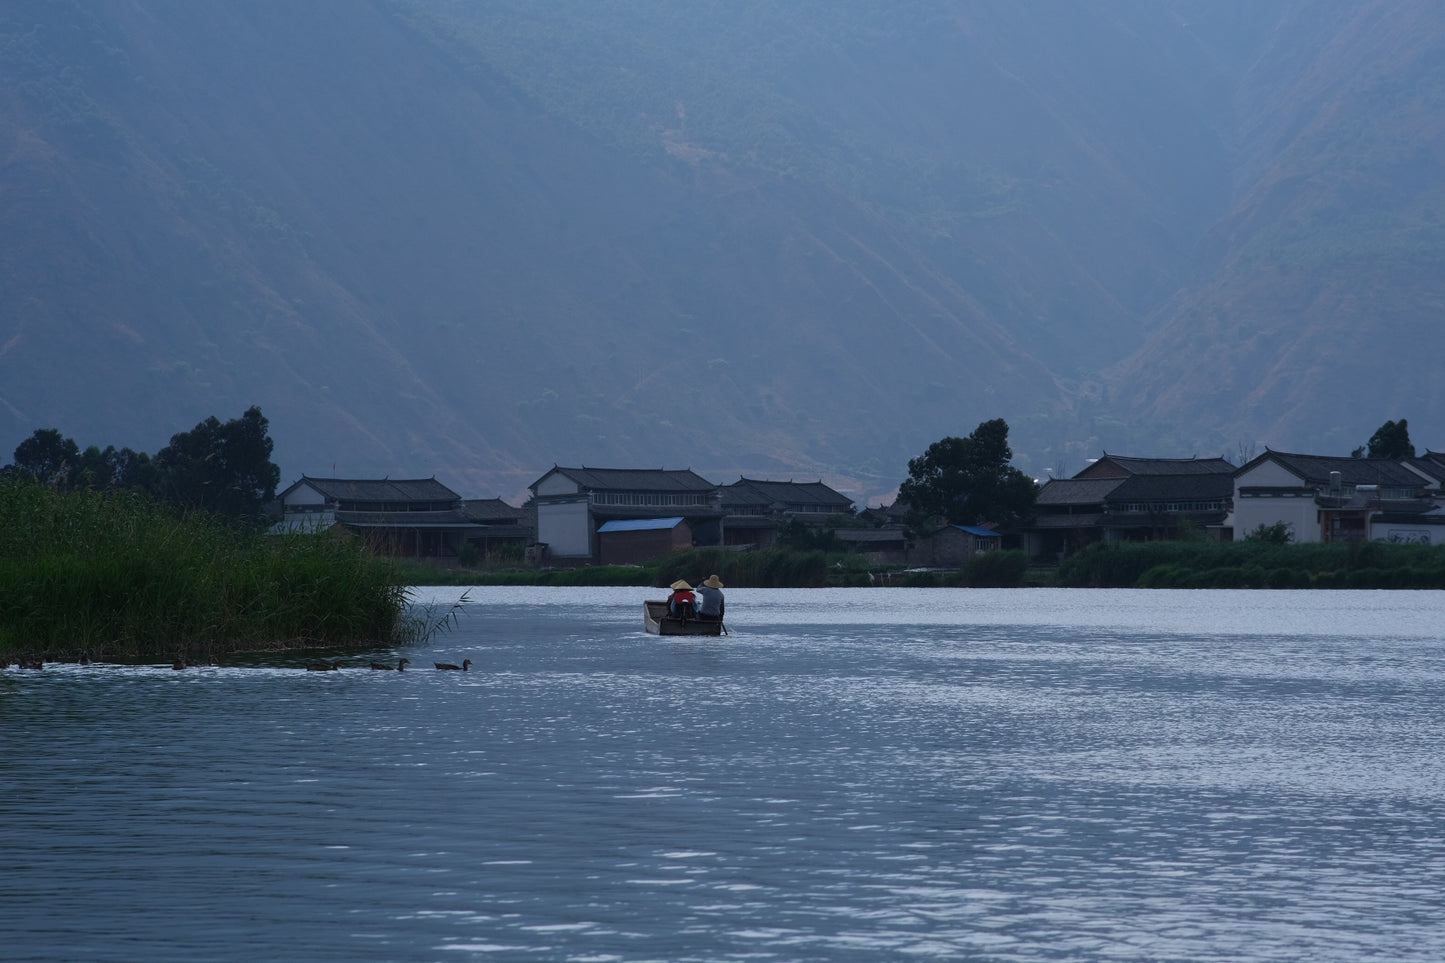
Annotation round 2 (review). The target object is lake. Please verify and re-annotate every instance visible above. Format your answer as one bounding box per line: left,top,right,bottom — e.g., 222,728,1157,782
4,587,1444,961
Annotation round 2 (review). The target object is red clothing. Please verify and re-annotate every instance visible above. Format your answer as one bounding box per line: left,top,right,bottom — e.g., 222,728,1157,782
668,589,696,616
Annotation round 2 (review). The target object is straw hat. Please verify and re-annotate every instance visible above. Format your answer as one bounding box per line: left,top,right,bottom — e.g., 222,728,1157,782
702,574,724,588
670,579,693,591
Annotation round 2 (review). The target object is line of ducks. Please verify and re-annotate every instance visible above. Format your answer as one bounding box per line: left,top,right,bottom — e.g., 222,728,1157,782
6,657,471,672
6,654,96,669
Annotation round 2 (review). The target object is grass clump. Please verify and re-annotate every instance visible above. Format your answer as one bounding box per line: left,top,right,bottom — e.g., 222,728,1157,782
0,480,408,663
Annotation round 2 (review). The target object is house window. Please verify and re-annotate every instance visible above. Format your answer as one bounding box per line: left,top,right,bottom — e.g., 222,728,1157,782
592,492,711,507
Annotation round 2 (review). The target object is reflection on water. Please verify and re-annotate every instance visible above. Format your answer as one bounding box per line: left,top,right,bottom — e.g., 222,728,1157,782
4,588,1445,961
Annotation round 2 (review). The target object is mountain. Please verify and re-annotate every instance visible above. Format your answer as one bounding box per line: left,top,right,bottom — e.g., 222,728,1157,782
2,0,1441,505
1108,0,1445,459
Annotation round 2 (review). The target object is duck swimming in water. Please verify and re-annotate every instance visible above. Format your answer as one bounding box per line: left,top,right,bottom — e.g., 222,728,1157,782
434,659,471,671
370,658,410,671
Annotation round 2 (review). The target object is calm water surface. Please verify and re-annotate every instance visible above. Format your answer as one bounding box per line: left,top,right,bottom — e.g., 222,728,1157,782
4,587,1444,961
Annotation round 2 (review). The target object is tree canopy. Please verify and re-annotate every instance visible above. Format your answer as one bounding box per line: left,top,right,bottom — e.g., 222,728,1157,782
897,418,1037,534
152,406,281,519
9,428,81,487
1353,418,1415,459
4,406,279,522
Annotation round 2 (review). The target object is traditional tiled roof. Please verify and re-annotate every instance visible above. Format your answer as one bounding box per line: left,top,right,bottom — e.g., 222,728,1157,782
722,477,854,512
1080,454,1236,478
1035,477,1124,506
535,466,716,493
463,498,522,523
289,476,460,504
1406,453,1445,485
1244,451,1425,488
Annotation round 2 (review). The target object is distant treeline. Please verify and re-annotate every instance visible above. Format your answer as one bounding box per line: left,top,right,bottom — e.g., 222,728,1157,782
0,480,409,664
1,406,281,524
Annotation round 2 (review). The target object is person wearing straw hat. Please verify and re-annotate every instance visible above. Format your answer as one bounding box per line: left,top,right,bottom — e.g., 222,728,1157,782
695,574,725,622
667,579,696,619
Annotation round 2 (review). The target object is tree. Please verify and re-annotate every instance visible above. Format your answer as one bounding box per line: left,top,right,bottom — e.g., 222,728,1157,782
1244,521,1293,544
6,431,156,493
9,429,81,487
1352,419,1415,459
897,418,1038,534
152,406,281,520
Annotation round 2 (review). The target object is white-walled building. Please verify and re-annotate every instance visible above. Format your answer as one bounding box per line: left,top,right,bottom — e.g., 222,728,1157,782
1231,451,1444,543
529,466,723,562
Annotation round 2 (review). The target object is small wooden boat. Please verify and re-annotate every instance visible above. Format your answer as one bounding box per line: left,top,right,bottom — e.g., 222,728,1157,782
643,600,724,636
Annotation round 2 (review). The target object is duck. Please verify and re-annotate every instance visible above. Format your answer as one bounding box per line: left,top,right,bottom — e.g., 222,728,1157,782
172,659,186,670
434,659,472,671
370,658,410,671
305,661,342,671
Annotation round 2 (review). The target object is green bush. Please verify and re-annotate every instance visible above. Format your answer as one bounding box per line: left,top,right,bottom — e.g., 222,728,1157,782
457,541,481,568
1136,564,1190,588
1057,538,1445,589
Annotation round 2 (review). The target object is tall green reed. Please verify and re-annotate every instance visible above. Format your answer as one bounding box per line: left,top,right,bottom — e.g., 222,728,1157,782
0,480,408,661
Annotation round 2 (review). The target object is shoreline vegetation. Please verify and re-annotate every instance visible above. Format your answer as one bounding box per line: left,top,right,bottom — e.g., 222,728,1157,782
396,546,1037,590
11,481,1445,665
0,481,415,665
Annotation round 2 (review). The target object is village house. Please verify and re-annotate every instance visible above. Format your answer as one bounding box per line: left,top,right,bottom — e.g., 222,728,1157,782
596,517,695,565
271,476,525,560
529,466,723,564
720,477,856,548
1024,454,1236,560
1231,450,1445,544
834,527,910,565
461,497,532,561
908,524,1003,566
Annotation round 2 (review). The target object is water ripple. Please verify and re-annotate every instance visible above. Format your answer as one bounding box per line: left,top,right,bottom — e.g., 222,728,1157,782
4,588,1445,960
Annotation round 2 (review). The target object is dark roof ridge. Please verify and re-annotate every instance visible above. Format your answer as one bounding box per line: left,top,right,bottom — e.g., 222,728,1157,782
301,474,443,484
1099,452,1222,462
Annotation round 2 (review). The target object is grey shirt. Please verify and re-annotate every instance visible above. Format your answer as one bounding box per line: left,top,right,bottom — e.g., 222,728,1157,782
696,585,724,617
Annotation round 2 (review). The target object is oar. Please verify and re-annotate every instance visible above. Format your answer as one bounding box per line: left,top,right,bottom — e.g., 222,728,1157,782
720,621,729,636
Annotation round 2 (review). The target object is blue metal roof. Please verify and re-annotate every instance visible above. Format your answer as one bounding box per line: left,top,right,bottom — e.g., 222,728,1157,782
954,525,1001,538
597,516,685,533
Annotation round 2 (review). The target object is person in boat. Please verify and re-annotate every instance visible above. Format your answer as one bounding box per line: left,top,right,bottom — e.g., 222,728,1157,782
667,579,697,619
695,574,725,622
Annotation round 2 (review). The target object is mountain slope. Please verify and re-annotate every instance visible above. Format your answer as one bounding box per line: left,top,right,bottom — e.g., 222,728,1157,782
1107,0,1445,457
3,0,1444,503
1,0,1080,501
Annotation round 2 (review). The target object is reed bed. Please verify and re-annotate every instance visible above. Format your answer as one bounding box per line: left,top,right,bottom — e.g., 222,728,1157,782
0,481,409,662
652,547,837,588
1057,538,1445,589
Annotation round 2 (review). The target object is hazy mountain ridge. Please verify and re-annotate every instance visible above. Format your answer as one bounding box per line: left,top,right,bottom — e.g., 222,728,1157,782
1111,0,1445,458
2,1,1441,504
